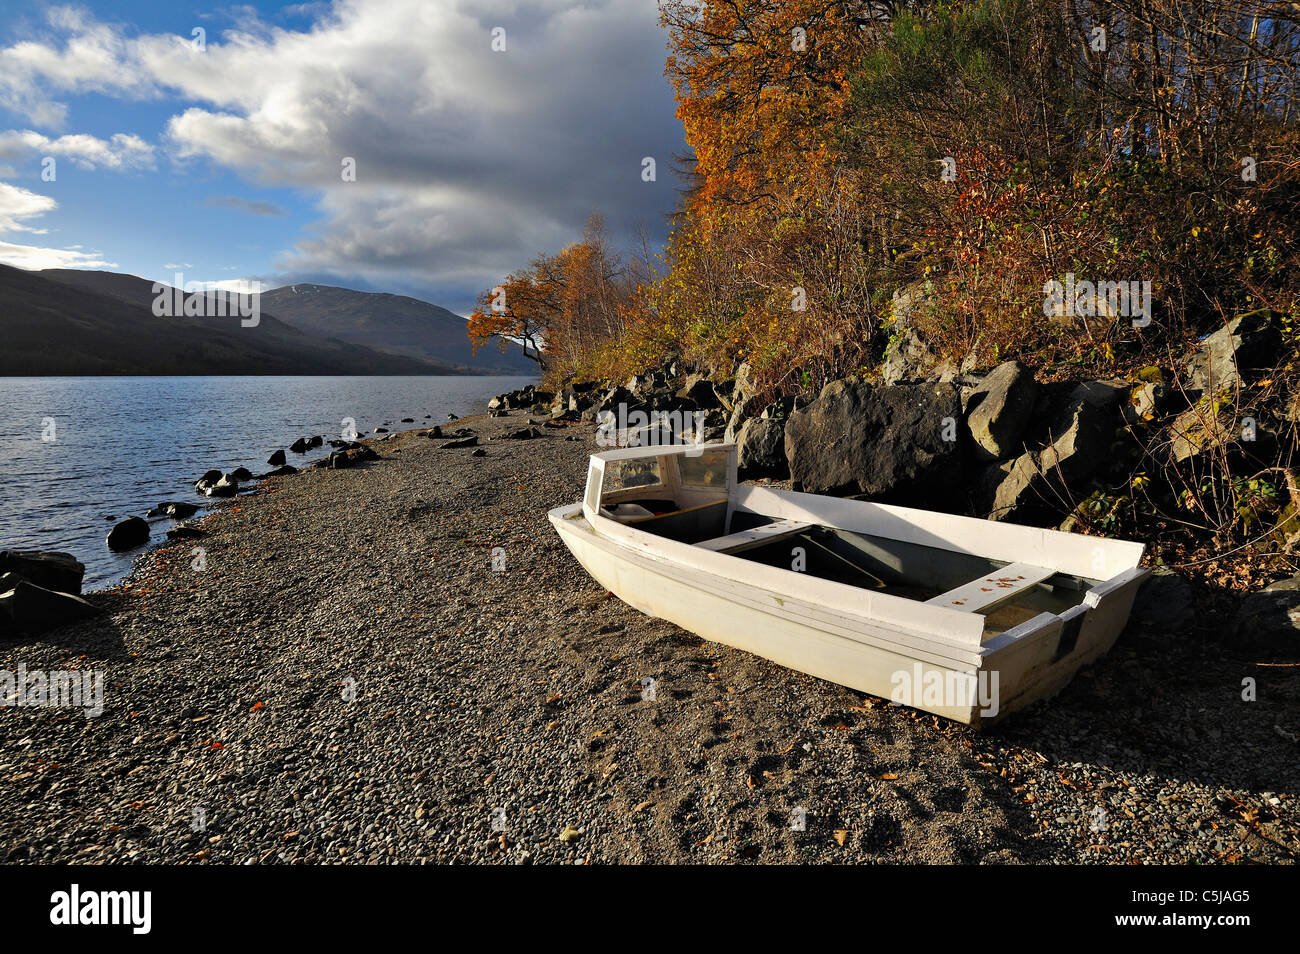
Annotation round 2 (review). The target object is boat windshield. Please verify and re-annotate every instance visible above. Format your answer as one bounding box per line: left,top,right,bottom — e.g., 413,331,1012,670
606,457,663,490
677,447,728,488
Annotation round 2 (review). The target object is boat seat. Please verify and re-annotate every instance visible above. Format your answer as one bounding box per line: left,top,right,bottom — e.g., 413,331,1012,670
695,518,813,554
924,561,1055,613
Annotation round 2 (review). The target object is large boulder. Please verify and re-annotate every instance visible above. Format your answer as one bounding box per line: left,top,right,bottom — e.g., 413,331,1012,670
784,379,964,502
0,580,97,635
963,360,1038,462
977,453,1048,522
1038,394,1116,488
0,551,85,595
267,449,287,466
1236,575,1300,646
736,418,788,480
678,374,722,411
106,516,150,552
724,405,746,444
1185,310,1277,395
584,385,643,424
718,362,757,414
201,474,241,498
1168,401,1234,463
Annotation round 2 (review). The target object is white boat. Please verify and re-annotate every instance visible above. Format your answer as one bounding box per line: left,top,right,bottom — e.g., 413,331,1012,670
548,442,1150,725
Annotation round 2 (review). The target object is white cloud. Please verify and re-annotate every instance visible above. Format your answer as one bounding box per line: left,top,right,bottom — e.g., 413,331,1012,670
0,181,56,232
0,129,155,170
0,6,164,127
0,1,681,307
0,181,116,268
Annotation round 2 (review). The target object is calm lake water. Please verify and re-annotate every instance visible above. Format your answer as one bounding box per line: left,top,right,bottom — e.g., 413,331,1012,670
0,375,536,590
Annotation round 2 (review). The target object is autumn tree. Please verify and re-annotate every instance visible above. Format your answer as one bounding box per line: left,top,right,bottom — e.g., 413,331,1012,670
468,214,637,382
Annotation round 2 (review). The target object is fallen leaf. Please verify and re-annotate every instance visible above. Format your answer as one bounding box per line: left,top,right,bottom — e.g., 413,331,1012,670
833,830,848,846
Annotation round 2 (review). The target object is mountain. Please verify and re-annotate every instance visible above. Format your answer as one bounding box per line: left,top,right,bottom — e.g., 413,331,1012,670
259,283,537,374
0,266,460,376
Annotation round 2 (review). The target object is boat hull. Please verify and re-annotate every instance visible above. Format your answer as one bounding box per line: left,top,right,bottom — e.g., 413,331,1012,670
549,502,1145,726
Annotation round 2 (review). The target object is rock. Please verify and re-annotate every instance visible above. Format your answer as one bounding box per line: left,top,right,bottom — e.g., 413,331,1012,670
1038,394,1116,487
266,449,287,466
0,551,85,595
447,412,459,421
471,448,487,457
736,418,788,479
505,427,543,440
263,465,298,477
881,281,944,385
724,405,746,444
1186,310,1277,395
167,502,200,519
1130,569,1195,633
289,437,310,454
761,395,809,421
978,454,1047,521
441,436,479,449
1070,378,1131,409
964,361,1038,462
374,427,389,434
328,451,352,469
784,379,964,502
197,469,222,485
401,418,415,423
678,374,722,410
720,362,755,414
0,580,97,634
230,467,253,482
107,517,150,551
165,526,206,540
1126,381,1170,423
1236,575,1300,646
1168,401,1234,463
308,436,323,448
203,474,241,498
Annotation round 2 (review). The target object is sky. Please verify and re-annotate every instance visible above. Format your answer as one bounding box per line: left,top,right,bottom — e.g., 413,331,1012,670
0,1,686,313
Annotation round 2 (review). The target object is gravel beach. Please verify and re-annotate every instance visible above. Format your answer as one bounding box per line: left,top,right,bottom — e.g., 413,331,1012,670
1,410,1297,864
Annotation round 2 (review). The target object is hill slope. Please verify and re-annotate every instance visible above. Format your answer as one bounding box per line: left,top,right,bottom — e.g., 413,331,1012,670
259,283,536,374
1,267,460,376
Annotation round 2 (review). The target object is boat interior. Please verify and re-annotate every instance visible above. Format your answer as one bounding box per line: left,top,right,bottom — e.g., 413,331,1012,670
591,445,1102,640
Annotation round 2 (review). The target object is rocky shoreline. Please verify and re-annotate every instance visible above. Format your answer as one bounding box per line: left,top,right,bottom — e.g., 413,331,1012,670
0,394,1297,863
